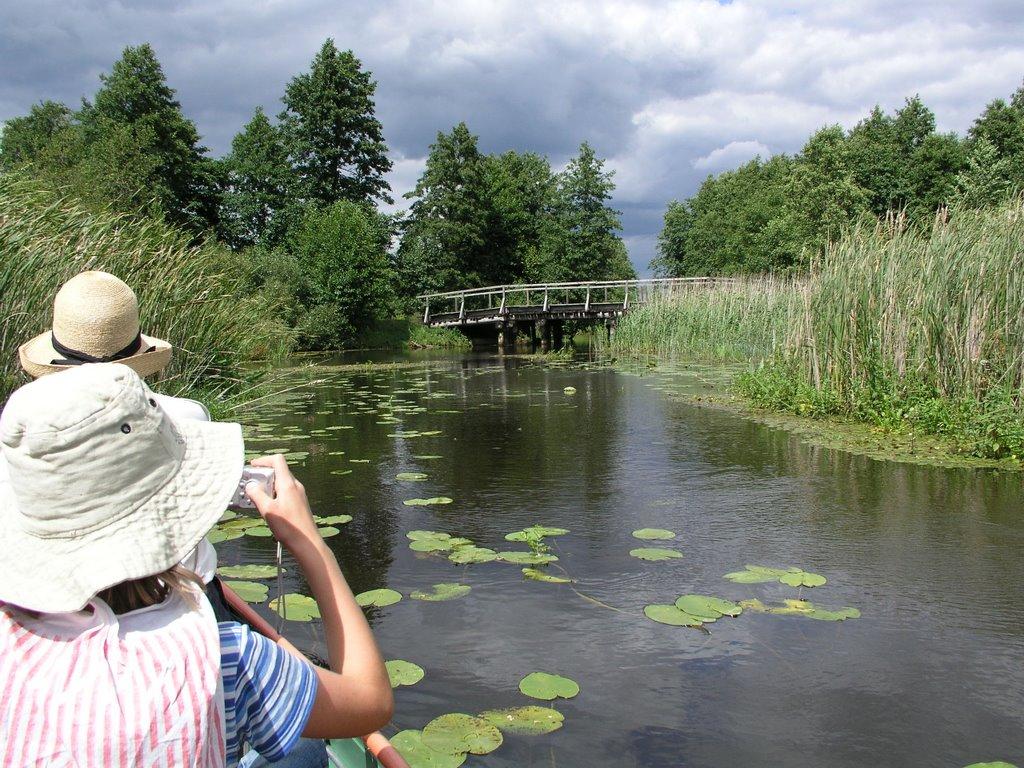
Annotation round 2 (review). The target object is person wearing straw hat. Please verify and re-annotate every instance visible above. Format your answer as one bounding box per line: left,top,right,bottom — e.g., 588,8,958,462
0,364,393,767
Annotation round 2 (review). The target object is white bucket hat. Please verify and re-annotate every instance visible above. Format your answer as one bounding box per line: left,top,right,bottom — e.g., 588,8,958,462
0,363,243,613
18,271,173,379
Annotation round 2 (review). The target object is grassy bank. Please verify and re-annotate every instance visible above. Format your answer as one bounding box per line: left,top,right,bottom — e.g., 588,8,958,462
353,318,471,351
613,200,1024,462
0,175,291,403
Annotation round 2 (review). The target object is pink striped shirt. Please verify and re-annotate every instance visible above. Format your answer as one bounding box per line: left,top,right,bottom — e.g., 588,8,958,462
0,589,225,768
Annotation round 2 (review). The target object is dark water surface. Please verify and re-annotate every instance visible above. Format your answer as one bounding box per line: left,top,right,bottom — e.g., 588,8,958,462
220,352,1024,768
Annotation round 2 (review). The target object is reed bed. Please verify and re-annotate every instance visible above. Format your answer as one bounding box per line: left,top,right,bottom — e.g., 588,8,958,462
612,199,1024,459
0,174,291,402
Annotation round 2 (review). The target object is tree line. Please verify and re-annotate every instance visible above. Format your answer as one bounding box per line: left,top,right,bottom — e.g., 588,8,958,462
653,88,1024,276
0,41,631,349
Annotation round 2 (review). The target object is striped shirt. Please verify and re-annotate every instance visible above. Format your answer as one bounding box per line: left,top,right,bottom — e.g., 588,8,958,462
0,591,225,767
218,622,318,764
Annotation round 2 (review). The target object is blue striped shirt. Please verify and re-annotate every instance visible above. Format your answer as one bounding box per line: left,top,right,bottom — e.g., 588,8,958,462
218,621,319,765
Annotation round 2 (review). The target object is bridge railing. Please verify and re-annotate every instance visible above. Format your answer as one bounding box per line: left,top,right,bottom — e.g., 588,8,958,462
419,277,729,324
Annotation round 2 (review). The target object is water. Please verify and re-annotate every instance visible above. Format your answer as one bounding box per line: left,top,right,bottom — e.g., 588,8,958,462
220,352,1024,767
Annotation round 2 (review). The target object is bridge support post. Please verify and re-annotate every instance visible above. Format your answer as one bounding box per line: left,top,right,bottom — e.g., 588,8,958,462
537,319,550,352
605,318,616,342
498,322,515,352
551,320,564,351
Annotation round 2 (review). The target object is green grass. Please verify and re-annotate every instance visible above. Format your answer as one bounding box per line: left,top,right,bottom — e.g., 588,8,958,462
352,318,471,350
612,200,1024,460
0,173,292,403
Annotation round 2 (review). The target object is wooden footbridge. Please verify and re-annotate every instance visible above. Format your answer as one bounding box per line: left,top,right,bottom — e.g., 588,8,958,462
420,277,725,348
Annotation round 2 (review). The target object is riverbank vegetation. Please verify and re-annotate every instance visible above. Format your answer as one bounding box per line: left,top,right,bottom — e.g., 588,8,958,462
0,41,630,395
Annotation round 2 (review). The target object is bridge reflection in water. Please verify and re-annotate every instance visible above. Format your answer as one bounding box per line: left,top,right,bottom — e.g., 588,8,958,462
420,277,727,349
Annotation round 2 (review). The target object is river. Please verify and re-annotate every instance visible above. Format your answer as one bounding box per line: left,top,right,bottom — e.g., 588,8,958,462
217,351,1024,767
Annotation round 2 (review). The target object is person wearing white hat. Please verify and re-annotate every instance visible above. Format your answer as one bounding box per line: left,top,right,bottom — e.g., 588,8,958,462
0,364,393,767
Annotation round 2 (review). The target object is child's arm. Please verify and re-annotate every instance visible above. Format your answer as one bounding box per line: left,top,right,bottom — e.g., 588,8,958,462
247,454,394,738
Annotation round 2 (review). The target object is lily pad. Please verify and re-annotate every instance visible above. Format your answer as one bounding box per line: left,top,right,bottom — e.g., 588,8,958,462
522,568,572,583
403,497,454,506
355,588,403,607
217,564,279,579
410,538,457,553
245,526,274,538
675,595,743,620
644,603,705,627
408,530,451,541
386,659,425,688
318,526,340,538
422,713,503,756
208,528,244,544
449,547,498,564
219,517,263,531
519,671,580,701
330,469,353,476
410,583,471,602
391,730,466,768
223,580,269,604
396,472,428,481
496,551,559,565
505,525,569,541
632,528,676,540
563,386,577,394
269,593,320,622
778,569,827,588
725,565,826,587
316,515,353,525
479,706,564,735
629,547,682,561
739,598,860,621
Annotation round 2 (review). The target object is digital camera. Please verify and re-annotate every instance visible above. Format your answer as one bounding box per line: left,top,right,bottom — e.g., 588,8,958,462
227,466,276,511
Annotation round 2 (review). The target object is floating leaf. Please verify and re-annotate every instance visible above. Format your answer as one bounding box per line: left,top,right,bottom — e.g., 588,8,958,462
269,593,320,622
449,547,498,564
519,671,580,701
208,528,244,544
316,515,353,525
331,469,353,476
410,583,471,601
479,706,563,735
725,565,826,587
386,659,425,688
505,525,569,541
396,472,428,481
739,598,860,621
355,588,403,607
217,564,279,579
644,604,705,627
563,386,577,394
674,595,742,620
403,497,454,506
632,528,675,540
223,580,269,604
245,526,274,538
422,713,503,756
219,517,264,531
497,551,559,565
522,568,572,583
318,526,340,538
218,510,237,523
391,730,466,768
410,538,457,553
629,547,682,561
778,569,827,588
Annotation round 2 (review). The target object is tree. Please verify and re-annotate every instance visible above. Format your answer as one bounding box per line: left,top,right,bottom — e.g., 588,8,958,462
952,137,1012,209
397,122,490,297
651,200,692,276
968,93,1024,190
219,108,296,249
77,43,219,231
289,201,395,348
906,132,965,219
0,101,72,168
846,106,902,216
280,39,392,207
549,142,630,281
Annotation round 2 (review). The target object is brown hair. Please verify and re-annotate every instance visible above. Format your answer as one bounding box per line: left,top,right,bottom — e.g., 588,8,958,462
97,565,204,614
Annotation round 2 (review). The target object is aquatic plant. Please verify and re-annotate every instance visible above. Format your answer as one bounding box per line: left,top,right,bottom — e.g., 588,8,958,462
391,730,465,768
630,547,682,561
518,672,580,701
410,583,471,601
403,497,454,506
421,714,503,756
724,565,826,587
740,598,860,621
386,660,425,688
218,564,279,579
644,595,742,628
632,528,676,540
355,588,403,607
269,593,321,621
223,580,269,603
479,706,564,735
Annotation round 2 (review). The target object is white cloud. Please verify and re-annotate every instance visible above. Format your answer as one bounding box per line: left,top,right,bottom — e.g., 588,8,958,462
693,140,771,171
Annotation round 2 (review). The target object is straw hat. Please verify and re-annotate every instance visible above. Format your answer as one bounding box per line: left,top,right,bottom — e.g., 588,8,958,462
18,271,172,379
0,363,243,613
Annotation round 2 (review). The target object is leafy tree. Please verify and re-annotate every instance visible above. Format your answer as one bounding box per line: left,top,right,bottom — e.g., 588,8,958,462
289,201,395,348
77,44,219,231
968,92,1024,190
905,132,965,219
651,200,692,276
952,137,1012,208
219,108,295,249
846,106,902,215
280,39,392,207
0,101,72,168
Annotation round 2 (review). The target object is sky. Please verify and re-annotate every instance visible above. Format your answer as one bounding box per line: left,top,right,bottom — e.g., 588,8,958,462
3,0,1024,274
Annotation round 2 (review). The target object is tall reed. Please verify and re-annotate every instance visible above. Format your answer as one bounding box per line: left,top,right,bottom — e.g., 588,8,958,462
0,174,291,401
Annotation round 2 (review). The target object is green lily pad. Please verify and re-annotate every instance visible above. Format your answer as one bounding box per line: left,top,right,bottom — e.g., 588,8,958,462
219,517,263,531
479,706,564,735
422,713,502,756
522,568,572,583
632,528,676,540
391,730,466,768
208,528,244,544
504,525,569,541
223,580,269,604
644,603,705,627
403,497,454,506
449,547,498,564
245,526,274,538
269,593,320,622
396,472,428,481
725,565,825,587
675,595,743,620
217,564,279,579
563,386,577,394
318,526,340,538
410,583,471,601
386,659,425,688
316,515,353,525
408,530,451,541
218,510,237,523
331,469,353,476
355,588,403,607
739,598,860,621
778,569,827,588
410,538,458,553
519,671,580,701
629,548,682,561
496,551,559,565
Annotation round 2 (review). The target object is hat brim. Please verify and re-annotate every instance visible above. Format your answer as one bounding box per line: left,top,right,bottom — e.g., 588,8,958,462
0,417,243,613
19,331,173,379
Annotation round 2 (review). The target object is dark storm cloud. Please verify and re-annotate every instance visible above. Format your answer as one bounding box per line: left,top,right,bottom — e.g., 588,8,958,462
3,0,1024,273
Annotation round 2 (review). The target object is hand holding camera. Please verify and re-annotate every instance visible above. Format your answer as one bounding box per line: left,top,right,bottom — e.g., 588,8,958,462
244,454,323,554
